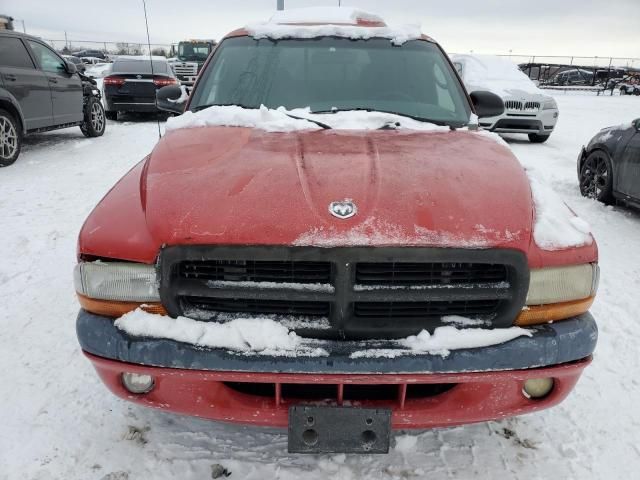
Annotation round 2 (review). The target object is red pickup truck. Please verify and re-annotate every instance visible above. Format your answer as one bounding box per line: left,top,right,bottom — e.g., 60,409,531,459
75,9,598,453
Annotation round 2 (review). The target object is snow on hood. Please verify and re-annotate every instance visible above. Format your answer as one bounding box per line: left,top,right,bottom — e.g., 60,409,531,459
115,309,532,359
165,105,450,132
451,54,544,97
527,172,593,250
246,7,421,46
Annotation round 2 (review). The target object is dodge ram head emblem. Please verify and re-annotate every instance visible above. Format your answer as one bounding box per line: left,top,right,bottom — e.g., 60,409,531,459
329,200,357,219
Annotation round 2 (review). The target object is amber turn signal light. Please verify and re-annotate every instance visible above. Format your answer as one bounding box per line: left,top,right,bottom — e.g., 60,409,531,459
77,293,166,317
515,296,594,326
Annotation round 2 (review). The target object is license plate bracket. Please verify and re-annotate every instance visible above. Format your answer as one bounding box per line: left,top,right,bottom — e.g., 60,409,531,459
288,405,391,454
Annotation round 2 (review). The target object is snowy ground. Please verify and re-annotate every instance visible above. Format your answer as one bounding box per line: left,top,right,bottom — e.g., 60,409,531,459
1,94,640,479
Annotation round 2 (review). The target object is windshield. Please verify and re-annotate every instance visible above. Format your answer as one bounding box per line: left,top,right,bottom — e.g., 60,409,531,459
178,42,211,62
189,36,471,126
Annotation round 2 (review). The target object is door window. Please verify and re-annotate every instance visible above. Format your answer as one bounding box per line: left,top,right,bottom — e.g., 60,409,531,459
27,40,66,74
0,37,35,69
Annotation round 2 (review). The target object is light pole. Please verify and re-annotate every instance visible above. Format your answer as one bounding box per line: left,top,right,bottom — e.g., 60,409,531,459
277,0,284,10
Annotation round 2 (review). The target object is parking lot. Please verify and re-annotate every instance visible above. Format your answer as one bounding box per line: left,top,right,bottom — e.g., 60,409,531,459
0,92,638,479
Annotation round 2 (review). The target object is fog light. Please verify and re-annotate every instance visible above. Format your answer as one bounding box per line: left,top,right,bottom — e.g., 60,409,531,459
523,378,554,399
122,372,155,394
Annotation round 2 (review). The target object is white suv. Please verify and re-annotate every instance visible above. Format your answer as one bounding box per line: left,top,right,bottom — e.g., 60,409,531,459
452,54,559,143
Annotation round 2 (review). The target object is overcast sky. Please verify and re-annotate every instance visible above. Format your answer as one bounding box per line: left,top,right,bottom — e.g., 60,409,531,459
6,0,640,60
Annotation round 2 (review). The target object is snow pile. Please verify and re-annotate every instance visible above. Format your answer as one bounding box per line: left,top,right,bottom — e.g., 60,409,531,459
115,309,328,356
165,105,448,133
451,54,543,96
297,109,448,132
399,325,532,356
270,6,384,25
246,7,421,46
527,172,593,250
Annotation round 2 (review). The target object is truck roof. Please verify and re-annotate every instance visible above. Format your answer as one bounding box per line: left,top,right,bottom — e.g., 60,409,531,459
225,7,429,44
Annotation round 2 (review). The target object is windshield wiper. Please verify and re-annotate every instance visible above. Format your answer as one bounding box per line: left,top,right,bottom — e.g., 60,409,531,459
283,113,332,130
310,107,455,128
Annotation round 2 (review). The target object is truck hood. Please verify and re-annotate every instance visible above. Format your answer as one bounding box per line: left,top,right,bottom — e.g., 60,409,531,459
142,127,533,250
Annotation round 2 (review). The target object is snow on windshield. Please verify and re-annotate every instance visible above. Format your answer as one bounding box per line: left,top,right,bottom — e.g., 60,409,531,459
452,54,543,96
165,105,450,132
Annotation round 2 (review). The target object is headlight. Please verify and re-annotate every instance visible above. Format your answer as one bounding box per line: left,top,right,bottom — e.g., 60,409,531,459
74,261,165,317
526,264,598,305
542,98,557,110
516,263,598,326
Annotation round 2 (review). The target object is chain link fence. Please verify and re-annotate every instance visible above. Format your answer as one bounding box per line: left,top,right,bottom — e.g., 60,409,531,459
44,38,175,57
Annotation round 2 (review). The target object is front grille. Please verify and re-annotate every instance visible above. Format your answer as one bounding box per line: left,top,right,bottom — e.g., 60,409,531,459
223,381,456,404
179,260,332,284
355,262,507,286
504,100,522,110
504,100,540,112
182,296,331,317
353,299,501,319
172,63,197,75
160,246,528,340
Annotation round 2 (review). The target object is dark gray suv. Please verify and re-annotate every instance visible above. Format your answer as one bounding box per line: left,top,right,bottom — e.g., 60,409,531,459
0,31,106,167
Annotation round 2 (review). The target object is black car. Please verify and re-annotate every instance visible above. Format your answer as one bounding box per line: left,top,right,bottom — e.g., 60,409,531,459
103,57,177,119
73,49,106,60
0,31,106,166
578,119,640,206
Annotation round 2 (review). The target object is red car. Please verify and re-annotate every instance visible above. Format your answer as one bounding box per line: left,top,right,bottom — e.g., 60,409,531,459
75,9,598,453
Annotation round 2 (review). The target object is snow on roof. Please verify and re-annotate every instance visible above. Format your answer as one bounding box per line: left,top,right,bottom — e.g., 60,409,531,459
245,7,422,45
270,6,385,25
451,54,543,96
165,105,449,133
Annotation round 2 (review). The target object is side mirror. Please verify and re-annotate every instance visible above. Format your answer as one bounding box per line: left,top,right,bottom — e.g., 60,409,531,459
64,60,77,74
156,85,187,115
469,91,504,118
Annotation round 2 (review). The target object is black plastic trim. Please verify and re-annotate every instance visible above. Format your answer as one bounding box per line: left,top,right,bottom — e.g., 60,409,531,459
77,309,597,374
158,246,529,340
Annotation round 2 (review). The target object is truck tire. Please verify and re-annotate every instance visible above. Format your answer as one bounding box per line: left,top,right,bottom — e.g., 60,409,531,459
0,108,21,167
528,133,550,143
80,97,106,137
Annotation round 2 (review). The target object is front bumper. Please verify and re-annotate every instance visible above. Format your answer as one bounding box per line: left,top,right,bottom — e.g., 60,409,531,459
480,109,559,135
78,310,597,428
